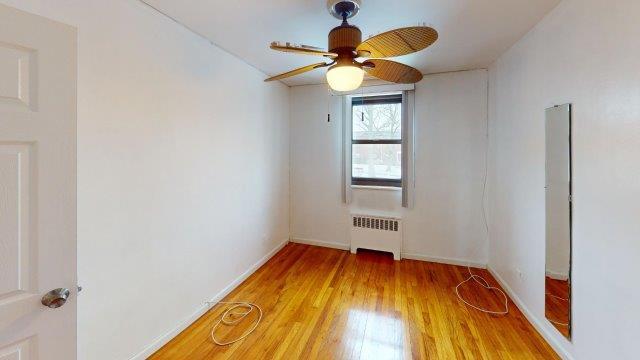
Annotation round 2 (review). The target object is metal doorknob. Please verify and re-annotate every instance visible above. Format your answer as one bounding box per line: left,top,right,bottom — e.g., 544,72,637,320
41,288,70,309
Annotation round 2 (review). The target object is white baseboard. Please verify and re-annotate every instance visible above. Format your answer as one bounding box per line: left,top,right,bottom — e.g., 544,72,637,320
402,252,487,269
291,237,487,269
290,237,350,251
129,239,289,360
545,270,569,281
487,266,573,360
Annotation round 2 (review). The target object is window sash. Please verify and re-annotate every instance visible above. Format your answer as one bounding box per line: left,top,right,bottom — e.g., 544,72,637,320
351,94,402,106
352,177,402,187
352,139,402,145
351,94,403,187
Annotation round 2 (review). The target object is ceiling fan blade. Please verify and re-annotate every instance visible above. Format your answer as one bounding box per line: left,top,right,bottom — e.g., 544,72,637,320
265,62,331,82
357,26,438,58
361,59,423,84
270,42,338,57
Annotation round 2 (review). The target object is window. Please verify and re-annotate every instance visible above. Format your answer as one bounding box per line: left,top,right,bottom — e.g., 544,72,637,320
351,94,403,187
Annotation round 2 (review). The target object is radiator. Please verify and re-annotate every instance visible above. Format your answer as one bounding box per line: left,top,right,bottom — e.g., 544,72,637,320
350,214,402,260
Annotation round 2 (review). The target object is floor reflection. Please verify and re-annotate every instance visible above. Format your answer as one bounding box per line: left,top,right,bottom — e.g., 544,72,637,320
545,276,570,338
346,309,404,359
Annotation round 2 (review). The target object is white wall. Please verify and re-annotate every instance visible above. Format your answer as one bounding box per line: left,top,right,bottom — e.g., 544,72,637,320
290,70,489,265
487,0,640,359
0,1,290,359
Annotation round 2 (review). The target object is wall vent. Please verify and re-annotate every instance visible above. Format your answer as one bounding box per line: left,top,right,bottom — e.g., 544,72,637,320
352,216,399,232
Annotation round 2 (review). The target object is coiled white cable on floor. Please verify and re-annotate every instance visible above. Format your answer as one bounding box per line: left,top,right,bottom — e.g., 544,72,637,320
455,266,509,315
454,87,509,316
205,301,263,346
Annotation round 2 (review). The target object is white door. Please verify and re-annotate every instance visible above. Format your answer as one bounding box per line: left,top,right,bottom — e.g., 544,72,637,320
0,4,77,359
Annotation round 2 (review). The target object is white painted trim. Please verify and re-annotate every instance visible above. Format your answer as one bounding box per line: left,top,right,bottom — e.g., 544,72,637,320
350,213,402,221
290,237,350,251
333,83,415,96
342,96,352,204
545,270,569,281
351,185,402,191
129,239,290,360
401,253,487,269
487,266,573,360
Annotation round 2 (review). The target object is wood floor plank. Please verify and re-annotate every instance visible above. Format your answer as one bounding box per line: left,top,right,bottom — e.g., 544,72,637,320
149,244,559,360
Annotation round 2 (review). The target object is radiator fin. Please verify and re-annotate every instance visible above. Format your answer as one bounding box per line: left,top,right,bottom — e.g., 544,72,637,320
352,216,399,232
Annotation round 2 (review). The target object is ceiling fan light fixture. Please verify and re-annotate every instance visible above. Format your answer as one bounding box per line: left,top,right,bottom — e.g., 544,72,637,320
326,64,364,92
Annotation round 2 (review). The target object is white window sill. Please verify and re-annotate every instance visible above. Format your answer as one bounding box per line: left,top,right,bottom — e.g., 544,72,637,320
351,185,402,191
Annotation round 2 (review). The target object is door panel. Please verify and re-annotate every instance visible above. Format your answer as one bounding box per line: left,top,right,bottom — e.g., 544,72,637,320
0,3,77,359
0,338,34,360
0,43,33,110
0,144,32,297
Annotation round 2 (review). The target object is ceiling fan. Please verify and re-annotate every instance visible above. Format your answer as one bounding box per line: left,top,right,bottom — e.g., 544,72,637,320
265,0,438,92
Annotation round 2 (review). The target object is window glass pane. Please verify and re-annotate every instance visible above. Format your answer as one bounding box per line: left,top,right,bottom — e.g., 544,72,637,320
352,144,401,179
352,102,402,140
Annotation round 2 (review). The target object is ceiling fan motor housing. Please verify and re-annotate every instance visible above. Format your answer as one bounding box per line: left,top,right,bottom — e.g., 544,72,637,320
328,24,362,58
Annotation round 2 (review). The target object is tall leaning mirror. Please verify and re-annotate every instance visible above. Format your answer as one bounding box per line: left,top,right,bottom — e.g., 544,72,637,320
545,104,572,339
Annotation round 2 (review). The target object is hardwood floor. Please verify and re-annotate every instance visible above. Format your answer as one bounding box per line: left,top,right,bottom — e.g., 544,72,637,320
150,243,558,359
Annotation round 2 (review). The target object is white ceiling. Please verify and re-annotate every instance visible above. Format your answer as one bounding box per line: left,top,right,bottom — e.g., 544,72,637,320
143,0,560,86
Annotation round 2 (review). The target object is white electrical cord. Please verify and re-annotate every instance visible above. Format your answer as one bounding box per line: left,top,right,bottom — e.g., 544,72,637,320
455,266,509,315
205,301,263,346
454,88,509,316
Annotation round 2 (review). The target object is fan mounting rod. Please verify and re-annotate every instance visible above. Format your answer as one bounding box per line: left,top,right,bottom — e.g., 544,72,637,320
327,0,362,20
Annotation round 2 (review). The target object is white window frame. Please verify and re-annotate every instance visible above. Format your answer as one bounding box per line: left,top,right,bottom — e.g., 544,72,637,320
341,87,415,208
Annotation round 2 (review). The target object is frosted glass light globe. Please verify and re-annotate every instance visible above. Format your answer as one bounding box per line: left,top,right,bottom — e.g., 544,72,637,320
326,65,364,92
